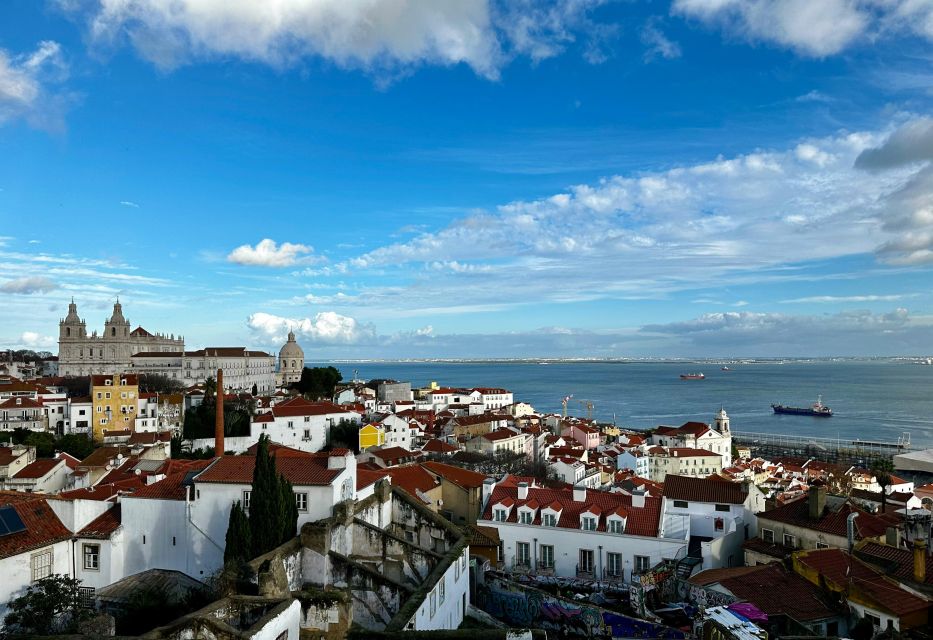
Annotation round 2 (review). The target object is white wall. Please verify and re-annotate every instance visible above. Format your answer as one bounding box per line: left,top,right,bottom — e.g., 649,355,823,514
481,518,687,583
0,541,72,625
409,548,470,631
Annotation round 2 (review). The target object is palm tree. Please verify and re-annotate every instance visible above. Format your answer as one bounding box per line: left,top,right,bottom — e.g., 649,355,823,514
872,458,895,512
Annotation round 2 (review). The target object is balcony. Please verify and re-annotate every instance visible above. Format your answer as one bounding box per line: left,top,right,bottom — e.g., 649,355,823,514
511,559,532,574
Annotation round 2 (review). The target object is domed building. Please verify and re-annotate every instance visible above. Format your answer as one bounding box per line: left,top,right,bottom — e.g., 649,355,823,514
277,330,304,387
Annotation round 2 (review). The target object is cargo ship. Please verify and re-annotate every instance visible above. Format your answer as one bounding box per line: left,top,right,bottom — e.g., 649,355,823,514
680,373,705,380
771,395,832,417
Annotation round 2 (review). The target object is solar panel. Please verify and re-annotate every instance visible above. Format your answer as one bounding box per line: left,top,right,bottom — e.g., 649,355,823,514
0,505,26,537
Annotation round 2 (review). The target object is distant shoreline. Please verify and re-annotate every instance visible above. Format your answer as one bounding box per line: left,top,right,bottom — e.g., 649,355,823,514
319,356,932,365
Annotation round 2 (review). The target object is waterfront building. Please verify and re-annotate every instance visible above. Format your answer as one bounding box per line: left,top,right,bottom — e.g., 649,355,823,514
130,347,275,394
645,446,724,482
58,300,183,377
649,408,733,469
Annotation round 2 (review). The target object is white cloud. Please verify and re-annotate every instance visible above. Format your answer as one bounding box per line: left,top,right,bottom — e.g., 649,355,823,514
0,276,58,294
247,311,376,344
19,331,56,348
641,19,682,61
77,0,611,79
672,0,933,57
781,294,914,303
228,239,316,267
0,40,69,128
340,123,923,312
120,200,140,208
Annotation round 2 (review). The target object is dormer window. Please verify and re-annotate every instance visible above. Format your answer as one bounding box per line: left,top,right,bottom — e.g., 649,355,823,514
581,516,597,531
519,511,532,524
494,509,507,522
542,513,557,527
608,518,625,534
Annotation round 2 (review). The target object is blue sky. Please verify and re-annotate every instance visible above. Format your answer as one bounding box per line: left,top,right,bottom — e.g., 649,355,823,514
2,0,933,359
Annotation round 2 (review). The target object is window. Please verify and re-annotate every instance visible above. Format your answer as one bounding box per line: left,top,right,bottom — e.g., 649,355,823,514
715,504,730,512
634,555,651,573
439,576,445,604
105,392,111,399
714,518,724,532
303,429,311,439
519,511,533,524
540,544,554,568
494,509,507,522
288,421,294,428
608,519,624,534
673,500,688,508
295,492,308,512
864,613,881,628
607,552,622,577
430,588,437,617
816,541,829,549
516,542,530,566
762,528,774,544
31,549,53,582
242,491,251,510
581,516,597,531
83,544,100,571
579,549,594,574
783,533,796,548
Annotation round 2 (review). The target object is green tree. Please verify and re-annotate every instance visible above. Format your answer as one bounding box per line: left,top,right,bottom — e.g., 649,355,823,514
57,433,94,460
137,373,185,394
249,434,286,558
4,574,92,635
328,418,361,453
204,375,217,405
224,500,252,563
292,366,342,400
25,431,57,457
278,474,299,546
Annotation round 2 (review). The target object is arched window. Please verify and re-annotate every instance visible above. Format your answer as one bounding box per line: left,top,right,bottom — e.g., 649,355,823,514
66,327,71,337
111,327,116,337
291,360,296,368
111,348,116,359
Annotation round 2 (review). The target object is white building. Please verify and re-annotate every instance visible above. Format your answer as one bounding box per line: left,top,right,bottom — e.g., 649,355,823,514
465,428,526,456
470,388,514,411
130,347,276,394
478,480,688,582
548,457,601,489
616,448,650,478
645,446,724,483
276,330,304,387
650,408,733,469
660,475,765,571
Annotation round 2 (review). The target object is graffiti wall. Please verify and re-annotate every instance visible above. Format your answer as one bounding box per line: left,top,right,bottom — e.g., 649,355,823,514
478,575,686,639
661,578,737,610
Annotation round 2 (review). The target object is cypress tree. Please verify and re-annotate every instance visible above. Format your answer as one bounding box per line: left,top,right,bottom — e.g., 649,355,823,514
249,434,278,557
223,500,251,563
278,474,299,545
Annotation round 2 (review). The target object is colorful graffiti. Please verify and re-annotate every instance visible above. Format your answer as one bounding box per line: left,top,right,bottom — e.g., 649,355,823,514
478,575,685,639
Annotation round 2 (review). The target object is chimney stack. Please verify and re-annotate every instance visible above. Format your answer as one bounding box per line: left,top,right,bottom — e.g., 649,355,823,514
631,487,646,509
517,482,529,500
573,483,587,502
915,539,927,583
808,484,826,520
214,368,224,456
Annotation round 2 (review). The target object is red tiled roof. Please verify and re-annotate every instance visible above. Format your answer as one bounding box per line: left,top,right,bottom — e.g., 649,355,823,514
422,461,488,489
371,446,421,463
270,397,358,418
56,452,81,470
482,428,519,442
131,460,213,500
58,478,144,501
692,563,841,622
668,447,720,458
482,484,660,537
422,439,458,453
195,453,343,486
78,504,122,538
0,397,43,409
385,464,438,497
664,475,749,505
857,541,933,586
795,548,930,617
758,497,889,540
91,374,138,386
14,458,64,479
356,467,388,491
130,326,153,337
0,492,71,559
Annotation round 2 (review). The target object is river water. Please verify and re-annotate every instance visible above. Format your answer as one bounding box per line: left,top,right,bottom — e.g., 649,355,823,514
321,360,933,448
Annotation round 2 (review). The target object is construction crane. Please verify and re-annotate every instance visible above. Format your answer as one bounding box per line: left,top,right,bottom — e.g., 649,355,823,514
577,399,595,421
561,395,573,418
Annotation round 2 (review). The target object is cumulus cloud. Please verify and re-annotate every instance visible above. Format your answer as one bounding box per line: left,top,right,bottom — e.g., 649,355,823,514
77,0,611,79
247,311,376,345
0,276,58,294
19,331,56,348
672,0,933,57
228,239,316,267
855,118,933,265
0,40,69,129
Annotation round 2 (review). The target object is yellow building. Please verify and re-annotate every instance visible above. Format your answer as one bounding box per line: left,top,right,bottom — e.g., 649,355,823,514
358,423,385,451
91,374,139,442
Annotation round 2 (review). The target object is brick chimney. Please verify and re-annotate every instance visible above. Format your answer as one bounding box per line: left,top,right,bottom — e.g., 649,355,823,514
914,539,927,583
214,368,224,456
808,484,826,520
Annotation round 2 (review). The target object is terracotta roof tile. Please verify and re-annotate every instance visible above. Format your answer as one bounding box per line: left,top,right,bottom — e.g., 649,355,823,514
664,475,749,505
0,492,71,559
422,461,488,489
14,458,64,479
195,453,343,486
758,497,889,540
384,464,437,497
78,504,122,538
